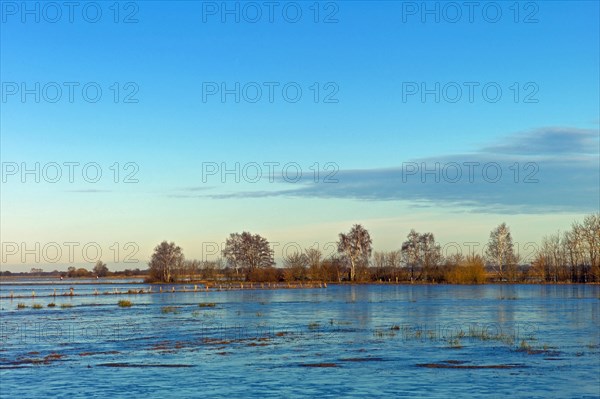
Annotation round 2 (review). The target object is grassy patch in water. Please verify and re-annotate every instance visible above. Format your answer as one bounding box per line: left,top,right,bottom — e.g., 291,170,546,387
118,300,133,307
374,329,396,338
417,362,524,369
299,363,338,368
98,363,193,368
515,340,560,356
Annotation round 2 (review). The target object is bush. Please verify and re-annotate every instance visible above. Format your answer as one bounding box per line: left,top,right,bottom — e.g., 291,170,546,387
118,300,132,307
445,255,486,284
247,267,280,282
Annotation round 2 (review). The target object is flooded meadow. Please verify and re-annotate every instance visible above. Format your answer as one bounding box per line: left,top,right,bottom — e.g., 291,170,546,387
0,282,598,398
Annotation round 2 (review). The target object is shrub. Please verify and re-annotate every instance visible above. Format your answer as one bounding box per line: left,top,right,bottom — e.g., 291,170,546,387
445,255,486,284
118,300,132,307
247,267,280,282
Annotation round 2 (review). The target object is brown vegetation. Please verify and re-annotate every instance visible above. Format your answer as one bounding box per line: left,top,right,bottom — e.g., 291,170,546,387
2,213,597,284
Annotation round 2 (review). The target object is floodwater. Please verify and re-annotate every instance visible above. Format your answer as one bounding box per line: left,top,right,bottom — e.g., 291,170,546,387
0,282,598,398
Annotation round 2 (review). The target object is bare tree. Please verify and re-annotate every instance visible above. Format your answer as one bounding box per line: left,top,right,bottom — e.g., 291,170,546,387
537,233,564,282
485,223,517,280
420,233,442,281
387,249,403,281
322,255,343,282
283,251,308,281
562,230,583,282
148,241,184,282
581,213,600,281
222,232,274,279
92,260,109,277
401,229,421,281
182,259,201,281
401,230,442,282
373,251,387,281
337,224,373,281
305,248,323,281
200,258,223,280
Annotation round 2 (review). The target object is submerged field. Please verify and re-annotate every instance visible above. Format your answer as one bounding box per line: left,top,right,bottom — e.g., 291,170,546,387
0,282,598,398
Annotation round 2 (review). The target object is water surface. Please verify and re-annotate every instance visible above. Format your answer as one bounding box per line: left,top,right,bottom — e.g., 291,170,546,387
1,283,598,398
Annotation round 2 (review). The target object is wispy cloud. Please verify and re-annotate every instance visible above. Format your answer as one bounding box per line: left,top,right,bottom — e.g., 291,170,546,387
66,189,112,193
481,127,599,156
176,127,600,214
179,186,216,192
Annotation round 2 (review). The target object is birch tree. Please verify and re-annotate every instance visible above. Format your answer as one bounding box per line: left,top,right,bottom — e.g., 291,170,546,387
149,241,184,282
337,224,372,281
485,223,517,280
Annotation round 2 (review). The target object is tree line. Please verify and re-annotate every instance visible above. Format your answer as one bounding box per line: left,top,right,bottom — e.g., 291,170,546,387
145,213,599,284
0,261,147,278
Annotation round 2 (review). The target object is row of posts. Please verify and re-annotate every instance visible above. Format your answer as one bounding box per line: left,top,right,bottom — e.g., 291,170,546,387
6,282,328,299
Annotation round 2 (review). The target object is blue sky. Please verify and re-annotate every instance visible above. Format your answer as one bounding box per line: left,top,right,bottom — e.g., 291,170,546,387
1,1,598,270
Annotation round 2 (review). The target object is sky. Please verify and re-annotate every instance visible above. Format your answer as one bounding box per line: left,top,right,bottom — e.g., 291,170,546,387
0,1,598,271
